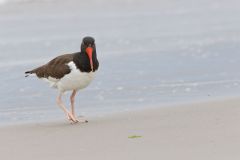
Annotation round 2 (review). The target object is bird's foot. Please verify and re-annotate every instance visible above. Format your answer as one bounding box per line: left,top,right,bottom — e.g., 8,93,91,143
67,113,88,124
66,113,79,123
76,116,88,123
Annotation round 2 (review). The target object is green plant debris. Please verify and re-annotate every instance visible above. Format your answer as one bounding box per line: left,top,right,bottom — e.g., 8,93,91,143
128,135,142,139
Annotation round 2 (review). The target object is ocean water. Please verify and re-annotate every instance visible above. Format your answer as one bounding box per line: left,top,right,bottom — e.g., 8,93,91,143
0,0,240,125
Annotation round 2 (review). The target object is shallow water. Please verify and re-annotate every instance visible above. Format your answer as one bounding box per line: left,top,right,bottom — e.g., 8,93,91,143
0,0,240,125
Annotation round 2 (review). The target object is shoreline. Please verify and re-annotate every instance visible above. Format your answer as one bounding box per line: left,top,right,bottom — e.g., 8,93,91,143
1,95,239,127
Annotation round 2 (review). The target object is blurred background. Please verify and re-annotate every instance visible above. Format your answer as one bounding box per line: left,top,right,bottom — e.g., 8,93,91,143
0,0,240,125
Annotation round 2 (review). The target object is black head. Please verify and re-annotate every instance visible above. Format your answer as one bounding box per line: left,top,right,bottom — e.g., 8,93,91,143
81,36,95,51
74,36,99,72
80,36,98,71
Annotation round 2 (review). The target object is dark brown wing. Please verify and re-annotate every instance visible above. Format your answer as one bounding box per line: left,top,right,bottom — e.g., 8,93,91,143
26,54,74,79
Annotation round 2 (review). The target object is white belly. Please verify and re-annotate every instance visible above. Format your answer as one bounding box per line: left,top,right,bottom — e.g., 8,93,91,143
42,61,96,93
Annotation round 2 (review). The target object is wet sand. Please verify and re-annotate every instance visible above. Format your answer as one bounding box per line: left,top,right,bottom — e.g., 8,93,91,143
1,98,240,160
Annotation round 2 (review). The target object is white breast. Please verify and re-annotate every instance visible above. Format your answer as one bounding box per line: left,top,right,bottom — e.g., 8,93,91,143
42,61,96,93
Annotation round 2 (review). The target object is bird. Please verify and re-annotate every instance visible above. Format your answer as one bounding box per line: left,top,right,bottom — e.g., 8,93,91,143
25,36,99,123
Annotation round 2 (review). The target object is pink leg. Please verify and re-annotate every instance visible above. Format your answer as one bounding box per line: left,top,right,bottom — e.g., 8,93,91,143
70,90,77,117
56,93,78,123
70,90,88,123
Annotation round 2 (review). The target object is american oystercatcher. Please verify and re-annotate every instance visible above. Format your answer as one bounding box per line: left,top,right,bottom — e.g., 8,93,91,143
25,36,99,123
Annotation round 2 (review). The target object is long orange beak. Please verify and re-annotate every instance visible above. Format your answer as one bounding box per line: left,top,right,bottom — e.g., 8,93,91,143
86,47,93,71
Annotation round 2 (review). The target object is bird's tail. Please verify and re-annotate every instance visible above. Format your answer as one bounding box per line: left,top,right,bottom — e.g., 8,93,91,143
25,70,33,77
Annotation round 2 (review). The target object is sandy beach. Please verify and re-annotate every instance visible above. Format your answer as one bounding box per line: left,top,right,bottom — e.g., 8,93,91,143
0,98,240,160
0,0,240,159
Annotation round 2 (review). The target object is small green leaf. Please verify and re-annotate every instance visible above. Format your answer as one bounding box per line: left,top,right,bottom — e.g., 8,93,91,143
128,135,142,139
